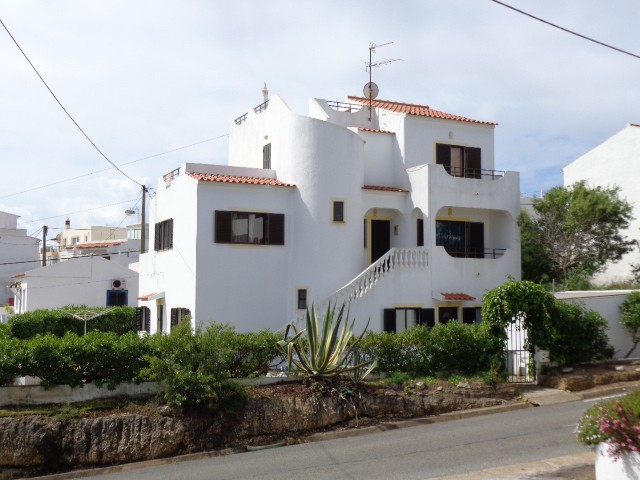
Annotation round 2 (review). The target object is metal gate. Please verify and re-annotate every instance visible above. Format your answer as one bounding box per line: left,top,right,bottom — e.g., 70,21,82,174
506,317,534,383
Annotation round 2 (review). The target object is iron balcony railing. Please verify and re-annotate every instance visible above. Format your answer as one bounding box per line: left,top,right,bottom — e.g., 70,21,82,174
326,100,363,112
442,166,505,179
234,100,270,125
163,167,180,187
442,247,507,259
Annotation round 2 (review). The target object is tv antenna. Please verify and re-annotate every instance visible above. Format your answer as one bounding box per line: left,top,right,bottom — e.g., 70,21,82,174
363,42,401,122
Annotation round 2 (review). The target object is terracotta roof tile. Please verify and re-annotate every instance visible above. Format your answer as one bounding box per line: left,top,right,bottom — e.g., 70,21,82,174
358,127,395,134
348,96,496,125
362,185,408,193
138,292,157,301
187,172,294,187
75,241,126,249
442,292,476,301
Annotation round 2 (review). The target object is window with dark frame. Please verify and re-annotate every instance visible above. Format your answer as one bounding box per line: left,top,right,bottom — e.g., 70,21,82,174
106,290,127,306
214,211,284,245
436,220,484,258
462,307,482,324
417,218,424,247
383,308,435,333
332,201,344,223
436,143,481,179
263,143,271,169
438,306,459,324
297,289,308,310
170,307,191,329
136,306,151,333
157,304,164,333
154,219,174,251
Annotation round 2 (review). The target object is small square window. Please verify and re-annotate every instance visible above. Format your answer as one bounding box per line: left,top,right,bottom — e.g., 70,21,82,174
297,289,308,310
332,201,344,223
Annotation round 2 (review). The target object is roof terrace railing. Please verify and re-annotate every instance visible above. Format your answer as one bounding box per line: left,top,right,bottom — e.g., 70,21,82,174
326,100,363,112
234,100,270,125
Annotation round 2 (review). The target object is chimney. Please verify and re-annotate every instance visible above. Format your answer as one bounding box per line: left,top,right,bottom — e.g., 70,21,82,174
65,218,70,229
262,83,269,103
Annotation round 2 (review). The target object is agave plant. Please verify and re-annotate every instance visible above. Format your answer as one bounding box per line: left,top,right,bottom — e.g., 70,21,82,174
278,303,377,381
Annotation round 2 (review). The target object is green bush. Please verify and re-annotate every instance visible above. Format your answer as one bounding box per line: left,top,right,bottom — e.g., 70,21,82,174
0,335,23,385
140,322,247,409
426,322,493,375
544,302,613,365
8,306,136,339
226,329,283,378
358,327,428,374
0,322,9,339
0,331,150,389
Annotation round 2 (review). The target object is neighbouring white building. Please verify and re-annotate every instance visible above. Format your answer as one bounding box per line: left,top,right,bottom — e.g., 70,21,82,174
0,211,39,307
11,255,139,313
563,123,640,286
138,93,521,334
52,219,144,268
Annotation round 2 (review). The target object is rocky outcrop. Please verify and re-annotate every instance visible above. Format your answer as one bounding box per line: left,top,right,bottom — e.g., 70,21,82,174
0,382,519,477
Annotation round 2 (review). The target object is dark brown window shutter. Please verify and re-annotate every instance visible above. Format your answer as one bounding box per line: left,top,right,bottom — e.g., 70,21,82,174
170,308,178,328
167,219,174,249
144,307,151,332
154,222,161,251
214,211,232,243
268,213,285,245
417,218,424,247
383,309,396,333
465,147,481,179
135,307,143,331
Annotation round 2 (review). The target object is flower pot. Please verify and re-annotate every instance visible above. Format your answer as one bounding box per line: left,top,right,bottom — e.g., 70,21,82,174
596,442,640,480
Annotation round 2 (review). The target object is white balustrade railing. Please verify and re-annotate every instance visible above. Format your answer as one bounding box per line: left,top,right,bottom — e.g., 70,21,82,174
297,247,428,323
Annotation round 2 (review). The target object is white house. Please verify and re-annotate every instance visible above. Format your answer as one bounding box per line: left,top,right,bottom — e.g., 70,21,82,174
138,93,521,334
12,255,139,313
563,124,640,285
0,211,39,307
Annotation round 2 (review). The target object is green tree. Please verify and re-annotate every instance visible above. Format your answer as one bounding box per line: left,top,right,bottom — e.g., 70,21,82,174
518,210,553,283
620,291,640,358
521,181,635,283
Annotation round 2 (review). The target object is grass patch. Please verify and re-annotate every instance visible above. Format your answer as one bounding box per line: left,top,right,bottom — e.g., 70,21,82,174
0,396,157,419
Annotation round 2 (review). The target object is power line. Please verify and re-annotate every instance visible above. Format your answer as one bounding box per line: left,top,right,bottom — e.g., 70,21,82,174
0,17,143,187
0,249,145,268
20,198,138,226
490,0,640,60
0,134,228,200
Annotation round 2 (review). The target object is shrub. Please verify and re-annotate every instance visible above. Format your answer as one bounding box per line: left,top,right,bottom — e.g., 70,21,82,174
222,329,283,378
0,331,150,389
8,306,137,339
358,328,424,374
545,302,613,365
425,321,493,375
577,389,640,459
140,322,246,409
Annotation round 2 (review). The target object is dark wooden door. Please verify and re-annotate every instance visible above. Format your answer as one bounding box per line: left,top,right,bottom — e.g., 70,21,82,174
371,220,391,264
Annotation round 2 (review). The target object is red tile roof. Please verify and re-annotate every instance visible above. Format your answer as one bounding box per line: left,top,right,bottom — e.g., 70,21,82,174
138,292,157,301
75,241,126,249
358,127,395,134
187,172,294,187
441,293,476,301
362,185,408,193
348,96,496,125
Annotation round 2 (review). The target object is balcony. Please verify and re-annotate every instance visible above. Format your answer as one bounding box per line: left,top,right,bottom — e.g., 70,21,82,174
441,165,504,180
440,247,506,259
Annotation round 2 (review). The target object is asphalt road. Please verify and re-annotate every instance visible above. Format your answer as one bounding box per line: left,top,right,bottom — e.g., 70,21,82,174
83,399,598,480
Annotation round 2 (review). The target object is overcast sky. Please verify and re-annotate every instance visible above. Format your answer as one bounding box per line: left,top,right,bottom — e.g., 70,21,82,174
1,1,639,239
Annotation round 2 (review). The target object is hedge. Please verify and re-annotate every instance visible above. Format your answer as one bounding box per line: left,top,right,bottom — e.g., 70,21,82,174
8,306,137,339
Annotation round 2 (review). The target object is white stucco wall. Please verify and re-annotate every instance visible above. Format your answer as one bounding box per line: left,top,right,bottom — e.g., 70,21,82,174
563,125,640,285
138,93,521,333
14,256,139,312
555,290,637,360
0,227,39,305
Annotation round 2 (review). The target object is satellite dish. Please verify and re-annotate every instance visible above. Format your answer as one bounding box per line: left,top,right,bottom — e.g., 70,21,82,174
363,81,379,100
